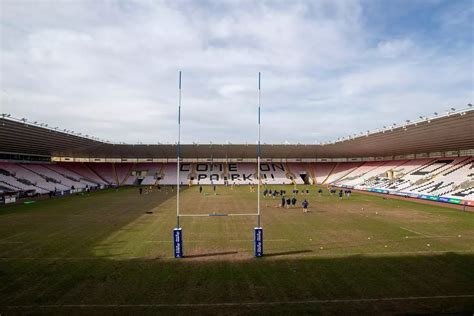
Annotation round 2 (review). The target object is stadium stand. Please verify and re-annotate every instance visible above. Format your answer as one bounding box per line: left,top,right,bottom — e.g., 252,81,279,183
44,164,99,187
0,108,472,205
194,163,226,185
0,164,40,193
114,163,133,185
389,158,466,192
287,163,315,185
228,163,257,185
260,162,291,185
365,159,434,190
312,162,337,184
85,163,115,185
0,163,64,193
23,164,83,190
333,161,387,187
335,160,409,188
159,164,189,185
324,162,363,184
125,163,162,185
59,162,107,186
328,158,474,203
0,163,105,194
158,164,176,185
0,159,472,203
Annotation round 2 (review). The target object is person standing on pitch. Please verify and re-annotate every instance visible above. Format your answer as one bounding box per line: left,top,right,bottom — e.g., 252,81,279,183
291,196,297,208
199,185,203,194
338,190,343,200
281,196,286,208
302,199,309,213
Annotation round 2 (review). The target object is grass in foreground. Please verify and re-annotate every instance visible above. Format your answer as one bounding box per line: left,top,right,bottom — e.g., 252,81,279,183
0,185,473,314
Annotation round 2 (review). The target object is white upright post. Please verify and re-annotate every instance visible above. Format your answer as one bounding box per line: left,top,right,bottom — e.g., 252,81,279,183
174,71,183,258
177,71,181,228
254,72,263,257
257,72,261,228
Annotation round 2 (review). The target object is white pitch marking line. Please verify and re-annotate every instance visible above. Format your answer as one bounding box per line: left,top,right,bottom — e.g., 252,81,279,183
178,213,258,217
405,235,458,239
145,240,204,243
0,232,27,242
0,257,141,260
230,239,289,242
146,239,290,243
5,294,474,309
399,226,426,236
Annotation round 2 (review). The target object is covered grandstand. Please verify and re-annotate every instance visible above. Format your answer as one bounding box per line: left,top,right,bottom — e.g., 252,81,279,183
0,108,473,205
1,108,473,161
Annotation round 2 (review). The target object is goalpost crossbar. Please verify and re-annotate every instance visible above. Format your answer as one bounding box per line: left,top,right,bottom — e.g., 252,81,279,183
178,213,259,217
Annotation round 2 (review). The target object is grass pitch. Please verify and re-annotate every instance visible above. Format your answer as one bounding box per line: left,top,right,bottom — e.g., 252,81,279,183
1,185,473,315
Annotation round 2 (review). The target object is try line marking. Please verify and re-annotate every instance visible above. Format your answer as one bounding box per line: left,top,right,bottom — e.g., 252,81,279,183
4,294,474,309
1,250,474,260
144,239,289,243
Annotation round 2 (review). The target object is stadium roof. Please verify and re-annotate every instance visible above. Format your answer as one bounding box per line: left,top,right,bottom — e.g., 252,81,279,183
1,108,473,159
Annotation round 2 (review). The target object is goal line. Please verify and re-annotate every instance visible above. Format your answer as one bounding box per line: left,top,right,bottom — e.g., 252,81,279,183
179,213,259,217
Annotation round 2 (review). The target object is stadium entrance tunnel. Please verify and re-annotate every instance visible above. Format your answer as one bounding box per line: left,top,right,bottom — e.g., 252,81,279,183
300,173,310,185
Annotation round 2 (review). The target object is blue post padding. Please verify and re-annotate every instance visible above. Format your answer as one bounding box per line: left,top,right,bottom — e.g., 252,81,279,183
254,227,263,257
173,228,183,258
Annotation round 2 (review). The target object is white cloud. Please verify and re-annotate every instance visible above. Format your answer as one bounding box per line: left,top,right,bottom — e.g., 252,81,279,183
376,38,414,58
0,0,472,144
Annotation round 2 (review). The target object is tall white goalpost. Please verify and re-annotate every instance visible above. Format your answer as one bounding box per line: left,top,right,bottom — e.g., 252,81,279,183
173,72,263,258
173,71,183,257
255,72,263,256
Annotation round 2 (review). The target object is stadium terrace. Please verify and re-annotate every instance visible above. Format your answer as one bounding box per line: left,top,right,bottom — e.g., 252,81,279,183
1,107,473,206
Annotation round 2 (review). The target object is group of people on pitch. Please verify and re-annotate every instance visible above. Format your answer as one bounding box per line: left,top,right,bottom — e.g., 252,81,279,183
263,188,310,199
280,196,310,212
329,187,352,199
262,188,310,213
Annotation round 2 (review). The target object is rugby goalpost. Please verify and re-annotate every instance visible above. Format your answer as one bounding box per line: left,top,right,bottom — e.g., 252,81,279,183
173,71,263,258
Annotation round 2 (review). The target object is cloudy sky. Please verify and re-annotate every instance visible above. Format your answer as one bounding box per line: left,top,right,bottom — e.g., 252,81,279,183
1,0,473,144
